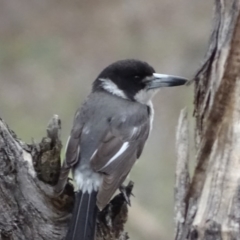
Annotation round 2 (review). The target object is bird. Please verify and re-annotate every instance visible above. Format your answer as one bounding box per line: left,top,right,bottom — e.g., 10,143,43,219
55,59,187,240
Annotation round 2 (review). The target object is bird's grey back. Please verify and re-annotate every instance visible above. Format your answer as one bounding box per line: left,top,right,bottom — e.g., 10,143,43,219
76,90,150,163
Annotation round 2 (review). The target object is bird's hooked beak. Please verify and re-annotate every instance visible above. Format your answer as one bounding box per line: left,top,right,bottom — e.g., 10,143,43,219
146,73,188,90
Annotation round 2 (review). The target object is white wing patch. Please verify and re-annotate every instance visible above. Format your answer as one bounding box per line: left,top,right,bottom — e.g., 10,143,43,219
99,142,129,170
131,126,139,138
75,140,133,193
90,149,98,160
83,127,90,135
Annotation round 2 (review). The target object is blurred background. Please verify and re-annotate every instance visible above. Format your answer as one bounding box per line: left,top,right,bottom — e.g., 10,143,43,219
0,0,213,239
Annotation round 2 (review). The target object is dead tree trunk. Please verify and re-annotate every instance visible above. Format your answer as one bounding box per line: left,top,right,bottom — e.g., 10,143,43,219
175,0,240,239
0,115,132,240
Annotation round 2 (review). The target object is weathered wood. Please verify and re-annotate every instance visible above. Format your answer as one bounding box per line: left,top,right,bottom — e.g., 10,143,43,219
175,0,240,239
0,116,132,240
175,108,190,239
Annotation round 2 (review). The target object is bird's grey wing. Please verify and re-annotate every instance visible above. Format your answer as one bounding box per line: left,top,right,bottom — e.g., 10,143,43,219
90,120,150,209
55,111,83,194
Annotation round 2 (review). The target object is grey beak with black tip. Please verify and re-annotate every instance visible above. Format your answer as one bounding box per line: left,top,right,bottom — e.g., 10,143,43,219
146,73,188,89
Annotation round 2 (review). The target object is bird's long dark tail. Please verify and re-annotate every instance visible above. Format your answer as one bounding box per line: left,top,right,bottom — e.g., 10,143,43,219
66,191,98,240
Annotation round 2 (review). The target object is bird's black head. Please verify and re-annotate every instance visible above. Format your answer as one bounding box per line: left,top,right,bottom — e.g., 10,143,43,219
93,59,187,104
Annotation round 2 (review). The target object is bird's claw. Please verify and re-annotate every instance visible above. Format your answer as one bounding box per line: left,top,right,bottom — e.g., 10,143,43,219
119,181,134,206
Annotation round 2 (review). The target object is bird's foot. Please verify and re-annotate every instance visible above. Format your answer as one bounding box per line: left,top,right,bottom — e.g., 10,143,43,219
119,181,134,206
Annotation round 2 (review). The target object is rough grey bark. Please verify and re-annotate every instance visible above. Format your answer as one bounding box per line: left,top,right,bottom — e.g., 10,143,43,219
175,0,240,239
0,115,132,240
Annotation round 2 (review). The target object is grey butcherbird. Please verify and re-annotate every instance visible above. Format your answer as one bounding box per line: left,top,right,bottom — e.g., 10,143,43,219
55,59,187,240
